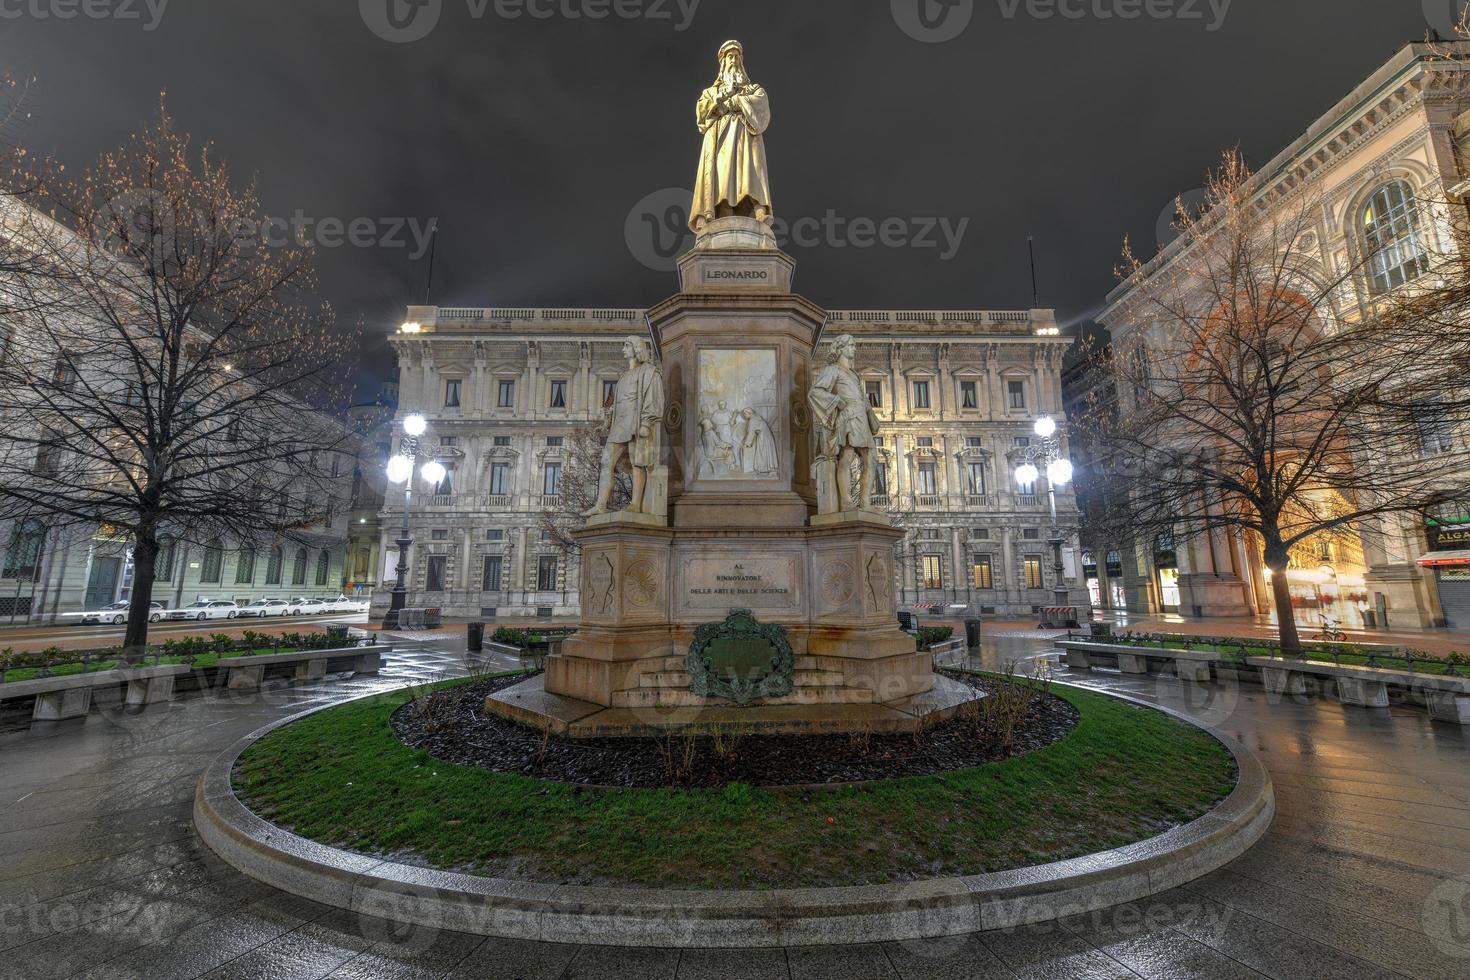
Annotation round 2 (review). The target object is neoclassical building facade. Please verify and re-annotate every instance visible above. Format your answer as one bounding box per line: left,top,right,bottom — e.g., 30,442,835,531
1091,41,1470,631
375,305,1084,621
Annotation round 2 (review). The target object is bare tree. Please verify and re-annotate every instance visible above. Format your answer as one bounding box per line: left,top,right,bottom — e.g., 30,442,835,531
538,422,627,554
0,104,359,654
1078,150,1470,652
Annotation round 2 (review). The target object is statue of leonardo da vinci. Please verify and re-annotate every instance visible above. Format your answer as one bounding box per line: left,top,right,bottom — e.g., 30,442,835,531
690,40,774,235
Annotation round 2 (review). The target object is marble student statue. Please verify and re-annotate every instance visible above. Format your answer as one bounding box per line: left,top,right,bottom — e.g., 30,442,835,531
690,39,773,235
584,337,665,518
809,334,881,515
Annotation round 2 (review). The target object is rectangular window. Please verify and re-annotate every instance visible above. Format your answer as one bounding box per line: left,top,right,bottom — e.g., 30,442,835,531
2,520,45,581
444,379,462,408
874,462,889,496
482,555,503,592
426,555,447,592
602,379,618,407
52,357,76,387
966,437,984,449
866,381,883,408
33,442,61,478
960,380,978,409
1023,528,1041,540
1014,437,1030,449
972,555,994,590
912,380,931,410
493,436,512,447
431,529,449,541
921,555,944,590
546,436,564,448
315,551,330,587
154,540,176,583
235,549,256,584
537,555,559,591
432,464,455,495
917,462,938,496
916,437,934,448
1008,380,1026,409
543,463,562,496
265,548,283,585
497,380,516,408
1024,556,1044,590
201,544,223,584
966,462,987,495
292,549,307,585
485,529,505,541
489,463,510,496
1017,476,1037,496
1414,401,1455,455
439,436,457,448
549,380,567,409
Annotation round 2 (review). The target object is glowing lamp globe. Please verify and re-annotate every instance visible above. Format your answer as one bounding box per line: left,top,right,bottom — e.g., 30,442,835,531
421,460,448,486
403,414,428,437
386,455,413,484
1034,415,1057,439
1015,463,1040,486
1047,459,1075,487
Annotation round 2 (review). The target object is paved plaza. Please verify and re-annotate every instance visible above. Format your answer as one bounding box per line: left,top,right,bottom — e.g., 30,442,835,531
3,632,1469,979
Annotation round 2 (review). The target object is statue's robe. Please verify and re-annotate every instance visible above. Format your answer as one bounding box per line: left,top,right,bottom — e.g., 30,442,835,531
607,361,664,468
809,363,879,459
691,80,773,231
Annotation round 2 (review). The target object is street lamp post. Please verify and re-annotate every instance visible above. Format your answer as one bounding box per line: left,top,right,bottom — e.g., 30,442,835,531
383,414,446,630
1014,415,1076,616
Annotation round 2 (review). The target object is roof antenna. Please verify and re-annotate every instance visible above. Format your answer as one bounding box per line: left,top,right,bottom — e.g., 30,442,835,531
422,220,439,305
1028,235,1041,309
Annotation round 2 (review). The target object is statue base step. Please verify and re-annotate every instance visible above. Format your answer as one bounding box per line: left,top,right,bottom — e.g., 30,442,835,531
485,672,983,739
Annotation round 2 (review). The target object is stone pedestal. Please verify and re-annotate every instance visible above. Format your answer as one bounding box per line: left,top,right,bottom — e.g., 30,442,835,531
500,235,958,736
1427,692,1470,725
33,687,91,721
1178,574,1252,618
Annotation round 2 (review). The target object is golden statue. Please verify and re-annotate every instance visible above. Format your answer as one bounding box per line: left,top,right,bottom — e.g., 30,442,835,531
690,40,773,235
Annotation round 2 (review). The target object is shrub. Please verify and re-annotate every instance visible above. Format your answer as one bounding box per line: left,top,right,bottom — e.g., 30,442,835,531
916,626,955,650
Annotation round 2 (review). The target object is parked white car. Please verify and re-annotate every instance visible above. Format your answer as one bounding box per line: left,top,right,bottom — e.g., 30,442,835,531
165,600,240,621
65,601,165,625
237,598,292,618
284,596,326,615
323,594,369,613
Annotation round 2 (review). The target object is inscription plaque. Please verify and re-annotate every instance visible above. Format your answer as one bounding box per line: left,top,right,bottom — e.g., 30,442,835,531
684,556,797,611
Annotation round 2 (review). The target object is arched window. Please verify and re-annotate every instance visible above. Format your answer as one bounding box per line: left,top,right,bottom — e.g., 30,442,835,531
265,546,283,585
200,539,223,584
1362,180,1429,295
292,547,308,585
315,550,330,587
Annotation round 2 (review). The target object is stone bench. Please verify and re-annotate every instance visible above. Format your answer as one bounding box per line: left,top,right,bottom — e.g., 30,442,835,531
2,664,193,721
1245,657,1470,717
1059,640,1223,682
221,645,390,692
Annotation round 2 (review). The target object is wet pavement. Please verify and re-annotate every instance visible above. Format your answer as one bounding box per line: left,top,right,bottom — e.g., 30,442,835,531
3,632,1470,978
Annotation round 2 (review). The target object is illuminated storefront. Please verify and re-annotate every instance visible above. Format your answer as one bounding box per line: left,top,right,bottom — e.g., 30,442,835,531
1418,515,1470,629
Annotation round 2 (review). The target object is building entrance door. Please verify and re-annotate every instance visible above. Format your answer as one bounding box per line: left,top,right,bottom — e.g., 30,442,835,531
84,556,122,609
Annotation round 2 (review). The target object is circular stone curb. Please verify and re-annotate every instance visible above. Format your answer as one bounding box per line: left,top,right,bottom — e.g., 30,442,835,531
192,680,1274,948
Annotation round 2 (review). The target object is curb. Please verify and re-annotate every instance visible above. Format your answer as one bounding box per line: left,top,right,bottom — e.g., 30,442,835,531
193,681,1274,948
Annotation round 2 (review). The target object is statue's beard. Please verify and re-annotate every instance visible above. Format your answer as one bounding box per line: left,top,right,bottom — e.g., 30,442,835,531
720,69,747,90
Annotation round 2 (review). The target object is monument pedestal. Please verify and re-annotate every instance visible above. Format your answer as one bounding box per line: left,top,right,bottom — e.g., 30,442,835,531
484,229,970,737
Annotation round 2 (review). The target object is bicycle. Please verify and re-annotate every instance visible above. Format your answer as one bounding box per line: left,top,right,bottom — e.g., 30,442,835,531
1311,616,1347,643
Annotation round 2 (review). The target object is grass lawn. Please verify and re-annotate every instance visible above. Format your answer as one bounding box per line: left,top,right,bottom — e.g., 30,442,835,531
235,675,1238,889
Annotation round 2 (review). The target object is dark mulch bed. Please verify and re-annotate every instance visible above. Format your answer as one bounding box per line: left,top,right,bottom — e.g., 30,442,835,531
391,673,1079,789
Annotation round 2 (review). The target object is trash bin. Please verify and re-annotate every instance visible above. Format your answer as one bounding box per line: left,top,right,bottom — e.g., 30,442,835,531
897,611,915,632
964,618,982,650
1361,610,1377,629
326,625,350,645
467,622,485,653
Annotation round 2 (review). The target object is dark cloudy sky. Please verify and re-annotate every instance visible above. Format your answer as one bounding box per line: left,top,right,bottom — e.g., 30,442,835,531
0,0,1445,394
